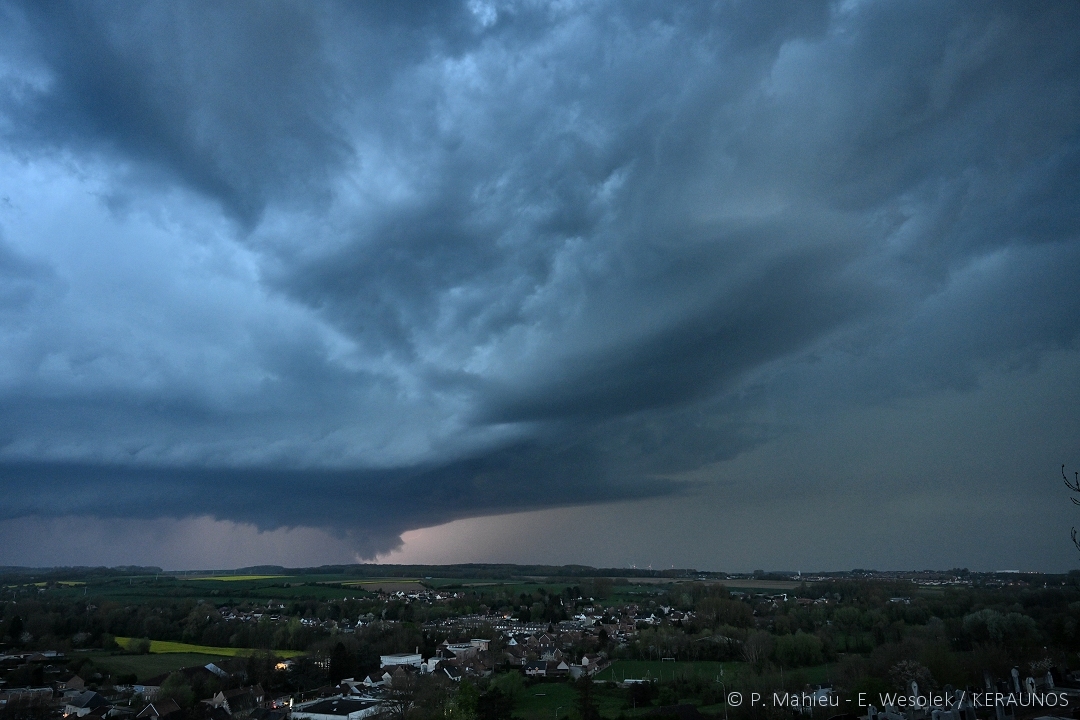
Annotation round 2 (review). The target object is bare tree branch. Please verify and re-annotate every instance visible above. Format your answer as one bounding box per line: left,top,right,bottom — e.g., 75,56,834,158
1066,466,1080,553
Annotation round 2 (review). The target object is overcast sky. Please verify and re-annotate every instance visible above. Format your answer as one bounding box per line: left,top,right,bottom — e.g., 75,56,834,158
0,0,1078,571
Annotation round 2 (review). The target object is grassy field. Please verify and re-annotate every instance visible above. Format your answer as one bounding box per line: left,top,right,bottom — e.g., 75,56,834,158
31,570,822,607
115,637,305,658
30,572,681,604
54,575,368,603
515,681,636,720
598,660,833,687
598,660,741,684
711,579,806,591
188,575,290,582
79,652,230,682
516,682,580,720
335,580,426,593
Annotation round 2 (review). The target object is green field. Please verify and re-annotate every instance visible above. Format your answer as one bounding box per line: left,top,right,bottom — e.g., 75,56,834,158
188,575,290,582
515,682,579,720
515,680,635,720
115,637,305,658
26,572,683,605
597,660,833,687
49,574,370,603
79,652,231,682
598,660,741,684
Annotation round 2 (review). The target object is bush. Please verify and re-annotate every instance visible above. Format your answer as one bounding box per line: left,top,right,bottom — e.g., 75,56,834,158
129,637,152,654
773,631,823,668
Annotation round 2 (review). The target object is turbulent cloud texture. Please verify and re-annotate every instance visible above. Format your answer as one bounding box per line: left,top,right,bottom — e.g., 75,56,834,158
0,0,1078,562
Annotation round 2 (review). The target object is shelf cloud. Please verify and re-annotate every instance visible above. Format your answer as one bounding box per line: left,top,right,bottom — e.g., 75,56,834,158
0,0,1078,562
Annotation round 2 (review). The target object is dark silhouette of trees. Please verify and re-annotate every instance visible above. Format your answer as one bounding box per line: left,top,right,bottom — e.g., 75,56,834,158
574,676,601,720
328,642,354,684
4,615,23,644
1064,465,1080,552
476,687,513,720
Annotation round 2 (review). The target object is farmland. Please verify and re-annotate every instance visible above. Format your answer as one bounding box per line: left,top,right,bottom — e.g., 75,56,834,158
187,575,289,582
75,652,231,682
114,637,306,658
2,562,1077,720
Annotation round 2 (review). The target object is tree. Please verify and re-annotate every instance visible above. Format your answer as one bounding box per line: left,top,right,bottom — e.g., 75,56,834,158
448,680,479,720
741,631,774,672
627,681,657,709
245,652,278,692
962,609,1037,651
574,676,601,720
129,637,152,654
5,615,23,644
889,661,933,695
489,672,524,704
329,642,354,684
157,672,195,709
774,631,823,668
383,672,420,720
477,688,514,720
1065,465,1080,552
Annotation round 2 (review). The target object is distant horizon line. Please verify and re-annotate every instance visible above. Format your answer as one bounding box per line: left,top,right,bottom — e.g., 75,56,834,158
0,562,1064,577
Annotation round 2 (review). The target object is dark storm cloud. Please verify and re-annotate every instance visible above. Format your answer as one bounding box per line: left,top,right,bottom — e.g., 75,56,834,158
0,442,682,556
0,0,1078,557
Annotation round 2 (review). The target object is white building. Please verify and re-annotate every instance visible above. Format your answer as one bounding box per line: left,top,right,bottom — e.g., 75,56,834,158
292,698,380,720
380,653,422,668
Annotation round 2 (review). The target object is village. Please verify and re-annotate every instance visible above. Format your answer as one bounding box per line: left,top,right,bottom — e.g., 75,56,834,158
2,568,1080,720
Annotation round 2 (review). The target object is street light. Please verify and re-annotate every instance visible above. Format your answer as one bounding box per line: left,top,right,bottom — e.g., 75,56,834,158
718,681,729,720
556,706,563,720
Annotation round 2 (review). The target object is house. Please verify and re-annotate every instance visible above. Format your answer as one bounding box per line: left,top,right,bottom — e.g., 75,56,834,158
58,675,86,693
540,647,564,662
580,654,606,675
461,659,493,678
503,646,526,666
547,660,570,677
440,640,481,659
334,679,369,697
65,691,108,717
178,666,226,685
291,698,380,720
198,704,232,720
208,686,265,717
136,700,183,720
361,671,390,688
138,666,224,702
536,634,556,655
134,681,162,701
1,687,57,719
204,663,229,679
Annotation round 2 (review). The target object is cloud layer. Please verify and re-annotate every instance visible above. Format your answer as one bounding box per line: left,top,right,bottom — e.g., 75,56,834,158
0,0,1078,561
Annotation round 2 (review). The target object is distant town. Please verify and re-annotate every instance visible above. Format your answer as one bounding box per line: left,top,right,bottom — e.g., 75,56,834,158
1,565,1077,720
